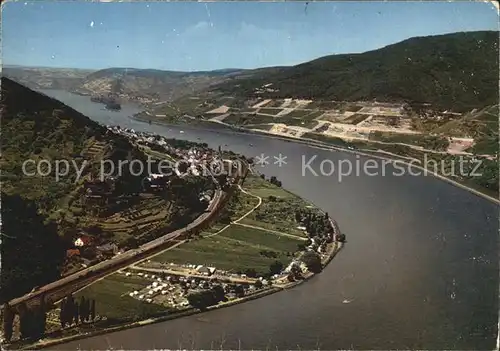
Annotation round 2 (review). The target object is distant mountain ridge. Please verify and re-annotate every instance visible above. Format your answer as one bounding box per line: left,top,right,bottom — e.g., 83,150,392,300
2,66,94,91
4,31,498,111
212,30,499,111
84,67,247,79
70,67,250,105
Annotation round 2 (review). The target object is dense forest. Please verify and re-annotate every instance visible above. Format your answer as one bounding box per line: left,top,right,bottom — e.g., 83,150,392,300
0,193,65,303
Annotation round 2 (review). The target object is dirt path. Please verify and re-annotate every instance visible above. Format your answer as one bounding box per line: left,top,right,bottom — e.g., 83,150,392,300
206,184,262,238
233,185,262,223
128,266,257,284
233,223,307,241
206,185,306,241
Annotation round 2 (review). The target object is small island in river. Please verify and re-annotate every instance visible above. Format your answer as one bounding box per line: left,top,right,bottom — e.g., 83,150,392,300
90,94,121,111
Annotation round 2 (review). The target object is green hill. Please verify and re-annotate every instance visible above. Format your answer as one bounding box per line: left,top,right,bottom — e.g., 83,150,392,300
213,31,499,112
1,77,145,212
0,78,210,263
2,66,93,91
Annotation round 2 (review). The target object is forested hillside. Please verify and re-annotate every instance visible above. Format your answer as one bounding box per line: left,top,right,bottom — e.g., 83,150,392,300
214,31,499,112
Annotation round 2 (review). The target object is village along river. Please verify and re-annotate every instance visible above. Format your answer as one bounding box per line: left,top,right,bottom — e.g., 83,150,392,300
41,89,499,350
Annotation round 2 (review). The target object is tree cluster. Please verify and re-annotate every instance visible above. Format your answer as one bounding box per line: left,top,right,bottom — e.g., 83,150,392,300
186,285,226,310
287,263,303,282
268,176,282,188
301,251,323,273
17,301,47,341
258,173,282,187
294,210,340,272
2,304,15,342
295,210,334,241
59,295,96,328
269,260,284,276
4,299,49,343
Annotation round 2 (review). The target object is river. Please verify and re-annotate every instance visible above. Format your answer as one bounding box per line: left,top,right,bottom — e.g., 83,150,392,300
40,89,499,350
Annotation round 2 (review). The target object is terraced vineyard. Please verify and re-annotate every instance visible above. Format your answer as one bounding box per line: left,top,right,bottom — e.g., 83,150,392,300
82,141,108,158
97,198,174,243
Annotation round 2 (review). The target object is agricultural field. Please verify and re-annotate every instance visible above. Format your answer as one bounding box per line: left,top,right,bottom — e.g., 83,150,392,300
318,112,349,123
153,94,234,118
304,111,325,120
248,124,274,131
137,145,177,162
368,131,450,151
152,226,299,275
97,198,174,243
277,111,324,128
258,108,283,115
305,101,342,110
153,173,314,273
201,184,260,234
302,132,358,148
282,109,313,118
343,104,364,113
242,174,295,199
156,104,182,117
365,115,403,127
303,120,320,129
237,175,312,237
74,273,167,322
264,99,286,108
430,105,498,155
278,119,319,128
343,113,370,125
223,113,276,126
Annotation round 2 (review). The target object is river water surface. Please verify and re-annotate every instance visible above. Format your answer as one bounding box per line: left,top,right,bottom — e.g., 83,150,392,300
41,89,499,350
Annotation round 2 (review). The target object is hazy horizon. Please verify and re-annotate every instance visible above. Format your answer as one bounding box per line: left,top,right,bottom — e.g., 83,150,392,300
3,29,499,73
3,1,498,71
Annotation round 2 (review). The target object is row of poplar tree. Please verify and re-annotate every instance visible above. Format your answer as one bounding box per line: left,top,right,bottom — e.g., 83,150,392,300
1,295,97,343
2,300,47,342
59,295,96,328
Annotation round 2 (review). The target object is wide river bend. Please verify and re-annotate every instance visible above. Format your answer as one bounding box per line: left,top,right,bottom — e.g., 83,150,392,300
40,89,499,350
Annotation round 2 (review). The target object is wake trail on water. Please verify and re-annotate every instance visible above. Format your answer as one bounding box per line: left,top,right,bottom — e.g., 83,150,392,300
340,273,356,303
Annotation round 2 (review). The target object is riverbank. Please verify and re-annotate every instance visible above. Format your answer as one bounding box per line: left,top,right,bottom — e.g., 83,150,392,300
18,287,279,350
18,236,343,351
7,165,344,350
133,115,499,204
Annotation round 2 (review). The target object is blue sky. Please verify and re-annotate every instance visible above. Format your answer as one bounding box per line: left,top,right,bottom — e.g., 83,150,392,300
2,1,498,71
